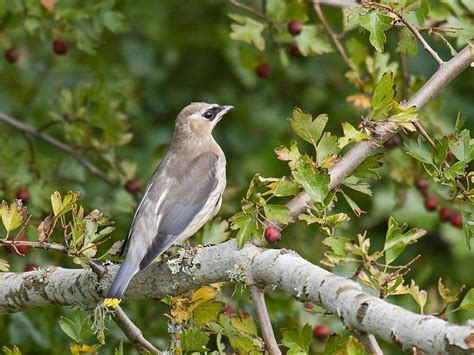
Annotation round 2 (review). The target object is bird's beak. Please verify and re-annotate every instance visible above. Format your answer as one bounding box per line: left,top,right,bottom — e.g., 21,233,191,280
215,105,234,122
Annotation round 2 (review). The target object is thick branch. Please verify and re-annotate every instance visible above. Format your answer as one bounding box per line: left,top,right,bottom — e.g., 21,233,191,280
0,112,112,185
249,285,281,355
0,240,472,353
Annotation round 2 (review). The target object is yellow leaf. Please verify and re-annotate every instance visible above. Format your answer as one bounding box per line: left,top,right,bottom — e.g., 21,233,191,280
51,191,63,217
1,200,27,232
70,343,100,355
191,286,218,303
51,191,79,217
347,94,371,109
171,297,193,323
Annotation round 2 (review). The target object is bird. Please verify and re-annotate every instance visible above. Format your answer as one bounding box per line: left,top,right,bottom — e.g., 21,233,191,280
104,102,233,308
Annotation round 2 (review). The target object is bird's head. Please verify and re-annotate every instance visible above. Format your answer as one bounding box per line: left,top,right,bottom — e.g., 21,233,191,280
174,102,233,140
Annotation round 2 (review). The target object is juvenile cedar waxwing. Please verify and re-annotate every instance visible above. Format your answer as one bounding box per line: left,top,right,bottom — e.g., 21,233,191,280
104,102,233,307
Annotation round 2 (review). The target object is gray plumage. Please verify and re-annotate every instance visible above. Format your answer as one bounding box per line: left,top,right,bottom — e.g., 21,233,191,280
105,102,232,303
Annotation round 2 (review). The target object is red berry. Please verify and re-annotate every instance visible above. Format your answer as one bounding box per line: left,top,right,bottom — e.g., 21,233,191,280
264,227,281,244
16,187,30,204
52,39,68,55
303,302,313,311
287,20,303,36
24,263,38,272
415,178,429,192
446,150,454,160
313,325,330,340
223,305,233,315
424,196,438,212
287,44,303,57
450,212,462,228
124,179,141,194
439,207,452,223
256,63,271,78
4,48,19,63
383,135,401,149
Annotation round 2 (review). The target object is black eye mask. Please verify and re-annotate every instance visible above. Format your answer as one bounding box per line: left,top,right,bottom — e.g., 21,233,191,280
202,106,224,121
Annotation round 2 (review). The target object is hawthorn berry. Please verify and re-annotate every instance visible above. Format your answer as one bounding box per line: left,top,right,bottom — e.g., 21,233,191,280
450,212,462,228
256,63,271,78
303,302,313,311
287,20,303,36
24,263,38,272
415,178,429,192
264,226,281,243
383,135,400,149
125,179,141,194
287,43,303,57
223,305,234,315
424,196,438,212
446,150,454,160
313,325,330,340
52,39,68,55
5,48,19,63
439,207,452,223
16,187,30,204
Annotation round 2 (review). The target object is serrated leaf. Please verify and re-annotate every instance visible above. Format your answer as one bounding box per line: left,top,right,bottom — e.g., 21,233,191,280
338,122,368,148
181,328,209,352
193,302,224,325
404,137,435,165
322,236,350,256
372,71,395,118
438,278,461,304
275,140,301,169
383,217,426,264
270,177,300,197
59,314,92,343
396,27,417,56
0,200,27,232
316,132,340,167
282,324,312,354
230,213,260,248
229,14,266,50
292,160,330,204
409,280,427,313
351,153,384,180
295,25,332,56
202,219,231,245
51,191,79,218
288,108,328,148
449,129,474,163
264,204,290,224
459,288,474,311
445,161,466,181
360,11,392,52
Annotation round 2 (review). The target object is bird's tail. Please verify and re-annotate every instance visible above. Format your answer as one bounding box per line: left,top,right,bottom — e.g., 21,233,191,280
104,259,138,308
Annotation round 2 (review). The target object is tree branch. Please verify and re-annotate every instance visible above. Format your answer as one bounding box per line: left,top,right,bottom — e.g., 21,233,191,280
354,331,383,355
0,112,112,185
1,240,473,353
249,285,281,355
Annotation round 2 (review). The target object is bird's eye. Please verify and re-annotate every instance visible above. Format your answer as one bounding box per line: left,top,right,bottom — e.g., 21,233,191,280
203,110,214,119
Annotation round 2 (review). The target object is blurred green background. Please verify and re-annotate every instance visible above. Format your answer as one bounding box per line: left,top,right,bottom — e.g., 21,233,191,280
0,0,473,353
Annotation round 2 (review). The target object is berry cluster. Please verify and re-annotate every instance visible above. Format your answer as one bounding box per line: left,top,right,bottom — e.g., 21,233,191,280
415,178,462,228
255,20,304,78
4,39,69,64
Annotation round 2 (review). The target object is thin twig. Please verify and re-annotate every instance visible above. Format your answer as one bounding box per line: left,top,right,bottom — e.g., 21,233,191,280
0,239,69,254
0,112,112,185
314,2,356,71
229,0,272,23
354,331,384,355
249,285,281,355
398,30,409,100
363,1,444,65
113,306,162,354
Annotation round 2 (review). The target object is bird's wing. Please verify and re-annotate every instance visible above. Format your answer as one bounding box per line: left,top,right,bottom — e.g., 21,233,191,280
128,152,220,271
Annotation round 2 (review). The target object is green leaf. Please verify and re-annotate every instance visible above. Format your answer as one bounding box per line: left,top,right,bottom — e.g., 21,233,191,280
181,327,209,352
193,302,225,325
275,141,301,169
404,137,435,165
101,11,128,33
383,217,426,264
449,129,474,163
58,313,93,343
338,122,368,148
409,280,427,313
292,160,330,204
2,346,21,355
202,219,231,245
341,190,363,217
282,324,312,355
459,288,474,311
288,108,328,149
264,204,290,224
322,236,350,256
316,132,340,167
444,161,466,181
114,341,124,355
371,71,395,118
351,153,384,180
229,14,266,51
396,27,417,57
230,213,260,248
294,25,332,56
272,177,301,197
360,11,392,52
